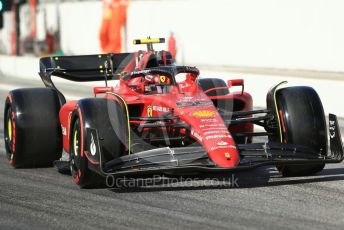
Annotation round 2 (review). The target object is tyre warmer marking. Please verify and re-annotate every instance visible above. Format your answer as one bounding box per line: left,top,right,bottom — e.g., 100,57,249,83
11,112,16,154
273,81,288,143
73,129,78,156
71,118,81,183
77,108,84,157
279,109,287,144
67,111,73,146
106,92,131,155
7,94,12,103
277,106,288,172
277,110,287,172
6,95,14,165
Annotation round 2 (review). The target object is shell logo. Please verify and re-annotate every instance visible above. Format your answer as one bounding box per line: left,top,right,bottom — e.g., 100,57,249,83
191,110,215,118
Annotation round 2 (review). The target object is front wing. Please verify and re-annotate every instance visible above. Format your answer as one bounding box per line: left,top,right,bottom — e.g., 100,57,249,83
97,114,344,177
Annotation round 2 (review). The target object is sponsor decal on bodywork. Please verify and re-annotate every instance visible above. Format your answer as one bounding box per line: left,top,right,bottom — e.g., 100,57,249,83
152,105,169,113
205,134,232,140
85,128,101,164
90,133,97,156
217,141,228,146
191,110,215,118
147,105,169,116
204,130,229,135
210,145,237,151
176,101,213,107
61,126,67,136
200,118,217,123
199,124,226,129
191,129,203,142
147,105,170,114
179,83,191,89
178,96,194,102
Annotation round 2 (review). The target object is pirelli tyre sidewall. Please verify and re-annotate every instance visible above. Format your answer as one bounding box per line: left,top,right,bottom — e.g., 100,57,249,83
4,88,62,168
275,86,327,176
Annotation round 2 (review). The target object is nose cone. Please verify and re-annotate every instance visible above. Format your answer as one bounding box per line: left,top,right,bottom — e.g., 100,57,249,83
203,135,240,167
180,107,240,168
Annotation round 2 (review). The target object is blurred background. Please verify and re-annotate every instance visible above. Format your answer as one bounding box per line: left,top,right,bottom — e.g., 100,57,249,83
0,0,344,116
1,0,344,71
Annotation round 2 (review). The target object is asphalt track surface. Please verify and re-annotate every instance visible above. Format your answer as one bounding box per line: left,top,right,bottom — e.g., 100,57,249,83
0,76,344,230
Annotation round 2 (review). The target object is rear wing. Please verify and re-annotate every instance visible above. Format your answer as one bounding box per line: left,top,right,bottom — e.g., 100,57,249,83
39,53,134,82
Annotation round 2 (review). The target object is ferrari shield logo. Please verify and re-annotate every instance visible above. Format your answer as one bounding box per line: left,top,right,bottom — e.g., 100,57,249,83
160,75,166,83
224,152,231,160
147,106,153,117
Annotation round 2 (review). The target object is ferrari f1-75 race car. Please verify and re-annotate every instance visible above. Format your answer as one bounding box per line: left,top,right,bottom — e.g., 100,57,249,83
4,38,344,188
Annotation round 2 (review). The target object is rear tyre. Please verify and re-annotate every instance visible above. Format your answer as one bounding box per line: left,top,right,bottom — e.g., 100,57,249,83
197,78,229,96
275,86,326,176
4,88,62,168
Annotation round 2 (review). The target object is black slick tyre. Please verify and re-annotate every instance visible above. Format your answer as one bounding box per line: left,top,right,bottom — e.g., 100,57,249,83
197,78,229,96
275,86,327,176
4,88,62,168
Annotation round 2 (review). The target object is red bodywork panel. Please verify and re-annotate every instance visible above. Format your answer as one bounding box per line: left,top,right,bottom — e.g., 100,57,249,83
59,101,77,153
58,49,253,169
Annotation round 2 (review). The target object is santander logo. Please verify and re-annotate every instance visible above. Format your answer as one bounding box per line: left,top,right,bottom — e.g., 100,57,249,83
217,141,228,146
205,134,232,140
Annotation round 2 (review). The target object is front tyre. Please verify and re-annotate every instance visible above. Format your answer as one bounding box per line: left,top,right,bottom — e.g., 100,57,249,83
70,117,104,188
275,86,326,176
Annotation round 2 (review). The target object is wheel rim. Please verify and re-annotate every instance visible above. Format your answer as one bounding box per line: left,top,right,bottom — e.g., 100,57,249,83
70,120,80,179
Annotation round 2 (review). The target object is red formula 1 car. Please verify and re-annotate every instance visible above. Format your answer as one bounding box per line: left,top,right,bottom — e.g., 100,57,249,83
4,38,344,188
